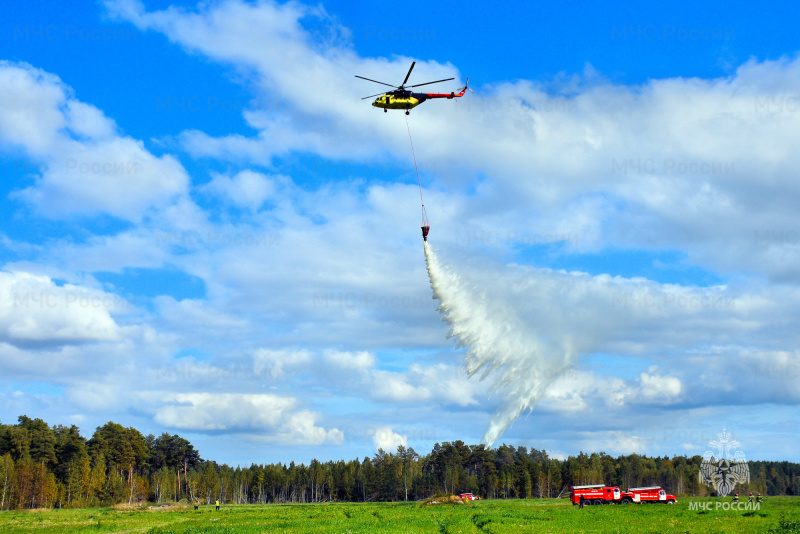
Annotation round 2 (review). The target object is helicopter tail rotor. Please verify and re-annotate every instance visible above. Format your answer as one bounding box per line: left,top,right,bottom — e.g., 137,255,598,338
466,77,475,93
461,77,475,94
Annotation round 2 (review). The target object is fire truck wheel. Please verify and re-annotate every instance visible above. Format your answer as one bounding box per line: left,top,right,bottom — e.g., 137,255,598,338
593,499,602,506
583,500,592,506
622,498,632,504
667,499,675,504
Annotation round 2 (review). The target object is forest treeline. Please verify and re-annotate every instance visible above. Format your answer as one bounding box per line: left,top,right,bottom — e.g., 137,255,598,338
1,415,799,509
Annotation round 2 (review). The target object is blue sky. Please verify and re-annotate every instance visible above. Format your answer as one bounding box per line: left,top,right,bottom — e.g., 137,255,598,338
1,0,799,465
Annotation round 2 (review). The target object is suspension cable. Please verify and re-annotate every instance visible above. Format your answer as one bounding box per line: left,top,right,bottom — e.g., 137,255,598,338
405,114,428,226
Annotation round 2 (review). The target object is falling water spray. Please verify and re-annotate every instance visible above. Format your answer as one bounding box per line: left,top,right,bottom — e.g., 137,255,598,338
424,241,576,446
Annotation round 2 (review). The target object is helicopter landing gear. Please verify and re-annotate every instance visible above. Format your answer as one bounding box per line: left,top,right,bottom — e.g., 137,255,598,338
384,108,387,113
405,110,410,115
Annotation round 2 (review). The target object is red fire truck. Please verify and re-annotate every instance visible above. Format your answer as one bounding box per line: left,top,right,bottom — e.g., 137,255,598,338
570,484,621,505
621,486,677,504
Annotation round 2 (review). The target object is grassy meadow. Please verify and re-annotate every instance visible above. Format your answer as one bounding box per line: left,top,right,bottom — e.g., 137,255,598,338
0,497,797,534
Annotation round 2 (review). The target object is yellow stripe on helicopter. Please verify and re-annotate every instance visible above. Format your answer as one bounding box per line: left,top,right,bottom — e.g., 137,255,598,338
372,95,423,110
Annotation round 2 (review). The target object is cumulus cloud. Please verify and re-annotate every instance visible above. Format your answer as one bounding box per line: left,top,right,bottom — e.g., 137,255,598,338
283,411,345,445
324,350,376,371
0,271,122,347
254,348,312,379
66,382,126,411
150,392,342,444
370,363,479,407
0,61,189,221
202,170,276,212
638,368,682,402
541,369,683,415
153,392,293,430
371,370,429,403
372,426,407,451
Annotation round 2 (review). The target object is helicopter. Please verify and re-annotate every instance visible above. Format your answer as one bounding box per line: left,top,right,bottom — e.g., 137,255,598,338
355,61,472,114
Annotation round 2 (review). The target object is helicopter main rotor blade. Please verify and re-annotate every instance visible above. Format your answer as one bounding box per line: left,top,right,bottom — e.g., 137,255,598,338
401,61,416,87
354,75,396,88
409,77,455,88
361,92,386,100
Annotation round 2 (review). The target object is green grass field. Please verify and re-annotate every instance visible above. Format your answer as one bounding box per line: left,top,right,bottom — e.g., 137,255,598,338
0,497,797,534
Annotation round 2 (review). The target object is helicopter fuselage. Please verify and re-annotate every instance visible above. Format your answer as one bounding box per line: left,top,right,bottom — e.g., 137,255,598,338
371,89,464,111
371,91,429,110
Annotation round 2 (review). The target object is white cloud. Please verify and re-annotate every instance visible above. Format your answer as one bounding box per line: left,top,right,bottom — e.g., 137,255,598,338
64,100,116,139
372,426,407,452
0,61,65,152
372,370,429,403
154,297,249,334
542,369,683,416
638,368,682,402
202,170,276,212
585,431,650,456
405,364,480,407
0,271,121,347
254,348,312,379
541,371,597,413
66,382,125,411
150,392,343,445
153,392,293,430
324,350,376,371
283,411,344,445
0,61,189,221
368,363,479,408
54,231,170,273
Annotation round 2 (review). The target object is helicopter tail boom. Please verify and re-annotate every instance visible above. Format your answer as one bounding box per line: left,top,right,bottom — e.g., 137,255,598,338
423,77,472,99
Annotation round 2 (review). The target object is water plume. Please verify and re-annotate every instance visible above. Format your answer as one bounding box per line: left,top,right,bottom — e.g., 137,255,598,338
423,240,752,446
424,242,575,445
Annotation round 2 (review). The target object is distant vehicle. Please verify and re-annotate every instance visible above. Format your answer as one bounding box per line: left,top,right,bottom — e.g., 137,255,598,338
570,484,620,505
459,493,479,501
570,484,677,506
622,486,677,504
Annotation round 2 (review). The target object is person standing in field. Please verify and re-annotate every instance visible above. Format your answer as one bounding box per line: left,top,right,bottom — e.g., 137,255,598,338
215,499,220,511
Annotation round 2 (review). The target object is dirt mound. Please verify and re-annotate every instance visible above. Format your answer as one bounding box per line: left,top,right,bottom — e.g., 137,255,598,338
421,495,466,506
148,503,187,511
113,502,147,510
